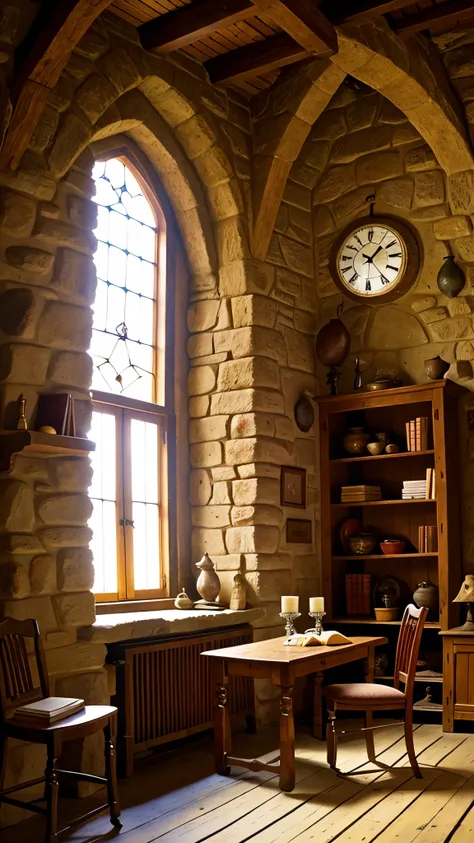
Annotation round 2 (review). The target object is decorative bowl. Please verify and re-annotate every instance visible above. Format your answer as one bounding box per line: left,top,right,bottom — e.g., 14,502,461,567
374,607,400,621
348,533,377,555
367,441,385,456
340,518,363,553
366,380,400,391
381,540,406,555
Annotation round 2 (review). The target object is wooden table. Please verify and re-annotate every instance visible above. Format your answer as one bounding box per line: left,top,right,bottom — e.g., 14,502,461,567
440,626,474,732
203,634,387,792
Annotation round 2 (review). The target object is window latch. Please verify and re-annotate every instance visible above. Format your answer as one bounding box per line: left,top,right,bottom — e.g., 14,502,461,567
119,518,135,528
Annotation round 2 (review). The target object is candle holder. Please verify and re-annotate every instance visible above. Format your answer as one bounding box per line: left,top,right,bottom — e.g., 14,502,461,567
306,611,326,637
280,612,301,638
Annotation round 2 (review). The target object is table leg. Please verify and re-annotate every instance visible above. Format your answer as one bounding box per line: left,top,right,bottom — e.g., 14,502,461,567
278,685,295,792
364,647,376,762
364,647,375,683
211,660,231,776
312,672,324,740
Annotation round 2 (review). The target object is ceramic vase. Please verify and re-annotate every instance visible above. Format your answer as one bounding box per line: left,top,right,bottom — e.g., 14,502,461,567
437,256,465,298
413,580,439,618
315,311,350,367
196,553,220,602
425,355,450,380
343,427,370,455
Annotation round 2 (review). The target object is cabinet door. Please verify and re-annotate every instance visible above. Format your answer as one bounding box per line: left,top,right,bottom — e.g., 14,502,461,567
453,643,474,718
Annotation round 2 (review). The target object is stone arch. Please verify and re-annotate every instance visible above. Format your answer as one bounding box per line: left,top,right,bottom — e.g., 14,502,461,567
252,18,474,260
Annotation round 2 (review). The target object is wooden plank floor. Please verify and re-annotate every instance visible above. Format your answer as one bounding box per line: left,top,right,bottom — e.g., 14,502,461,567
1,721,474,842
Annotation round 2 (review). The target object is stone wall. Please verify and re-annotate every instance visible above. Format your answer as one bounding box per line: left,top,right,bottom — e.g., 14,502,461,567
308,79,474,575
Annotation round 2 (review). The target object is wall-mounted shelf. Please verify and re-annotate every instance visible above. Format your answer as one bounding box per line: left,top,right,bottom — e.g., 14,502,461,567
331,450,435,465
0,430,95,471
331,499,437,508
329,617,441,628
332,553,438,561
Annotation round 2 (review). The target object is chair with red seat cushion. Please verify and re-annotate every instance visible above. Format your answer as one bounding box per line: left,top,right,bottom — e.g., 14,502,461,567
323,604,428,778
0,618,122,843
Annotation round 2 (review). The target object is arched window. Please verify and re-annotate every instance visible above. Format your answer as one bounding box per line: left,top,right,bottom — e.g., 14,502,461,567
88,154,170,602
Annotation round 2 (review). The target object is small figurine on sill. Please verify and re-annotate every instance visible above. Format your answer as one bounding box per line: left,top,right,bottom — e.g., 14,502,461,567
229,571,246,610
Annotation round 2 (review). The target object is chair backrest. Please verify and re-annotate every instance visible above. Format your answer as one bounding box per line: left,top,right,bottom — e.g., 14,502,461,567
0,618,49,720
393,604,428,702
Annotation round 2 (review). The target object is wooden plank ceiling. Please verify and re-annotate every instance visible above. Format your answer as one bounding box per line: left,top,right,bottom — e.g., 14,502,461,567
109,0,474,97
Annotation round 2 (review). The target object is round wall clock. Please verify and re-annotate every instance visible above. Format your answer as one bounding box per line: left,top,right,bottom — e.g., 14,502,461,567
329,215,421,304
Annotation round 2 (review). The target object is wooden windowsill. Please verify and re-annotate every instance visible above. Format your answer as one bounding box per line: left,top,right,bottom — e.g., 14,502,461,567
95,598,175,615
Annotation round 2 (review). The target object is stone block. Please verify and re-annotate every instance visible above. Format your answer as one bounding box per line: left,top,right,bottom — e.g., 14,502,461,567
225,526,279,555
237,464,281,479
0,189,36,236
311,108,346,140
189,415,228,444
454,236,474,262
0,481,35,532
413,171,445,208
245,570,291,602
232,477,280,506
35,218,96,253
192,506,231,528
217,357,280,392
47,457,93,491
37,494,92,526
6,245,53,274
448,299,471,317
430,316,474,342
3,596,57,631
30,555,56,595
346,96,377,132
231,295,277,329
212,466,236,481
456,341,474,360
0,289,37,337
48,350,93,389
420,307,448,325
276,268,301,298
39,526,93,549
192,528,226,557
187,365,216,396
37,302,93,352
214,327,287,365
211,388,284,416
225,437,292,467
52,248,97,305
367,307,428,350
448,171,474,215
0,343,49,385
405,145,438,172
187,300,219,333
410,205,450,223
45,643,105,675
377,176,414,210
231,505,282,527
190,441,223,468
189,396,209,418
244,553,291,571
55,670,108,705
392,124,420,146
434,216,472,240
333,187,375,222
53,592,95,628
356,151,403,185
410,296,438,313
0,534,44,556
281,328,314,373
210,481,232,505
190,469,212,506
314,164,356,204
217,216,250,266
187,333,213,359
76,73,118,123
230,413,276,439
331,126,392,164
0,562,29,599
219,258,274,297
213,554,242,571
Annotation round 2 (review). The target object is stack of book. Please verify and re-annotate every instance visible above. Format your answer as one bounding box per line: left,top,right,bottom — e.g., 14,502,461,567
418,526,438,552
341,485,381,503
402,479,426,499
405,417,429,451
13,697,84,727
346,573,372,614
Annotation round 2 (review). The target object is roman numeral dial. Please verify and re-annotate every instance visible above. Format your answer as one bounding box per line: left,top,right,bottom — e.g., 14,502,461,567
335,222,407,299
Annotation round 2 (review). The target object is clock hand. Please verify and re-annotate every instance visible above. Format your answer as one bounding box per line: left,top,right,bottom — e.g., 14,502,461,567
362,253,373,263
372,245,383,258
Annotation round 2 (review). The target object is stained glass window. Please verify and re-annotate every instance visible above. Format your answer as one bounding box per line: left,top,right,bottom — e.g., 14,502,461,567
90,158,157,402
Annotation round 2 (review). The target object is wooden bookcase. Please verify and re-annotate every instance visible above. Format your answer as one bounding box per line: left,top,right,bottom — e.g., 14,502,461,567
316,381,464,634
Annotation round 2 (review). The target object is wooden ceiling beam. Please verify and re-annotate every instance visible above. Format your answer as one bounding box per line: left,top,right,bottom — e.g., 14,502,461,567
252,1,337,54
139,0,258,55
0,0,115,172
328,0,424,25
392,0,474,37
205,33,308,85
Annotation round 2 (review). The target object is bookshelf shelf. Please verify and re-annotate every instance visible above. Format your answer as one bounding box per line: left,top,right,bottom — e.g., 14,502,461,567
331,498,437,508
332,553,438,561
330,450,434,465
329,617,442,628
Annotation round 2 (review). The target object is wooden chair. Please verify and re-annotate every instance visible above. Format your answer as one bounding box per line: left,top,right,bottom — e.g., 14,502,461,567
323,604,428,778
0,618,122,842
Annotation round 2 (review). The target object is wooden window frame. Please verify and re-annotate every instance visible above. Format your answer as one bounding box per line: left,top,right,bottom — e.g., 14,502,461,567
89,142,179,605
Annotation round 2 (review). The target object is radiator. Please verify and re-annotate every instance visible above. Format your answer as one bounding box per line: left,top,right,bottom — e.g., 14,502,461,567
110,625,254,775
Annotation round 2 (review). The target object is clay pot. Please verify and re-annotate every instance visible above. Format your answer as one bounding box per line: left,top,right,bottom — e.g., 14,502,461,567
437,255,465,298
367,441,385,456
174,589,193,610
348,534,377,555
315,309,350,367
381,540,406,555
343,427,370,455
425,355,450,381
413,580,439,617
196,553,220,602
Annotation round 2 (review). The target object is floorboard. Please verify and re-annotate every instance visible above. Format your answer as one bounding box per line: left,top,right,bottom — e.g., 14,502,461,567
0,722,473,843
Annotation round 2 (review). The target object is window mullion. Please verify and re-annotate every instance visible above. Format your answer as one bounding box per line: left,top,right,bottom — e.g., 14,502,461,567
122,410,135,600
116,408,128,601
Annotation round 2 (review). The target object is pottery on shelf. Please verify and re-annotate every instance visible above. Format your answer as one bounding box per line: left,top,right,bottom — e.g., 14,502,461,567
229,571,247,610
348,534,377,556
375,607,400,621
385,443,400,454
343,427,370,455
437,255,465,298
315,308,350,367
381,540,406,555
413,580,439,617
196,553,221,603
340,518,363,553
367,441,385,456
425,355,450,381
174,588,194,610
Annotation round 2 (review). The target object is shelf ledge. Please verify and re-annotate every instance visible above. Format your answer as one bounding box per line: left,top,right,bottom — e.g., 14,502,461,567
0,430,95,471
331,450,434,464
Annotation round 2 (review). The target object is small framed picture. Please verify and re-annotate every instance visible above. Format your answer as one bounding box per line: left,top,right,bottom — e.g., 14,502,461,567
286,519,312,544
281,466,306,508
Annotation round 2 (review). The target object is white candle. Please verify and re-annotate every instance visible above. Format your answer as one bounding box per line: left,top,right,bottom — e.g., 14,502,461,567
281,596,299,614
310,597,325,613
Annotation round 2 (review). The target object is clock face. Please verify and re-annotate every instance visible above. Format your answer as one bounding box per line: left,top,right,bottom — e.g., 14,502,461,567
336,223,407,298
